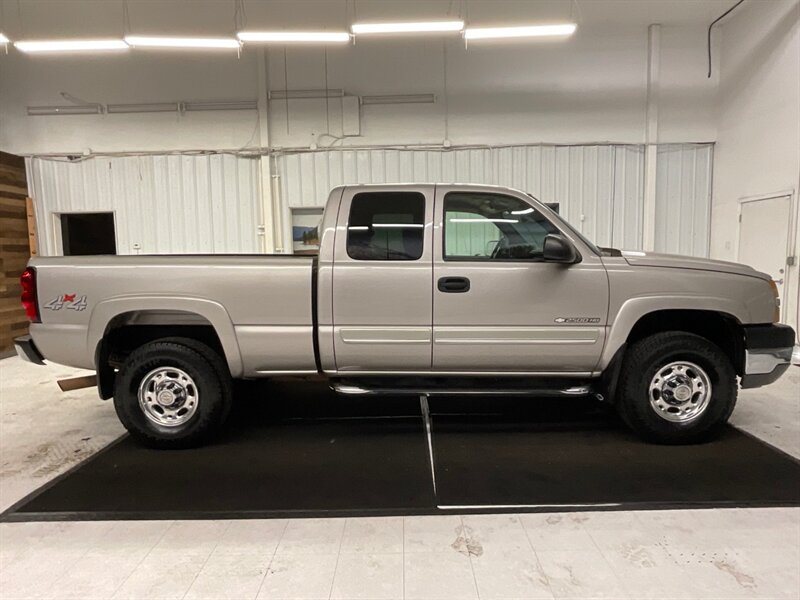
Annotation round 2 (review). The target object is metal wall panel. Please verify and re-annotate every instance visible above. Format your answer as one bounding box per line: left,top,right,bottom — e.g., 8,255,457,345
276,144,649,250
26,154,261,256
26,143,712,259
654,144,713,257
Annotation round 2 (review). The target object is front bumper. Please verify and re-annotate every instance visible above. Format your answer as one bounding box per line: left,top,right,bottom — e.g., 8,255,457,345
14,335,45,365
741,324,796,389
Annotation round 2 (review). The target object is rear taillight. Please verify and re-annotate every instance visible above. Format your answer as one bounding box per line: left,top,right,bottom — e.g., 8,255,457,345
20,267,40,323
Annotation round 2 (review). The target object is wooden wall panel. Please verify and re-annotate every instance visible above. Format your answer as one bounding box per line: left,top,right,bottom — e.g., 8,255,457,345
0,152,31,354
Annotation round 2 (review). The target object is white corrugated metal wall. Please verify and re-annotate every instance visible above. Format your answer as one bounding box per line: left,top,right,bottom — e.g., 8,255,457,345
26,154,261,256
277,143,712,255
654,144,714,257
277,145,645,250
26,143,713,257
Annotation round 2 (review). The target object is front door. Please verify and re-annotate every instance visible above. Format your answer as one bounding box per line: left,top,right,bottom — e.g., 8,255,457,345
332,185,434,372
432,185,609,373
738,195,792,317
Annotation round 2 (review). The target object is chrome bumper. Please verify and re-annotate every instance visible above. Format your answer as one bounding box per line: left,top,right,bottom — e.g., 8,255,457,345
745,347,793,374
741,324,795,389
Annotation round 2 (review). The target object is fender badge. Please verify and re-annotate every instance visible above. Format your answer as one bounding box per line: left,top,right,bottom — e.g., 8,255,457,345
45,294,88,311
555,317,600,324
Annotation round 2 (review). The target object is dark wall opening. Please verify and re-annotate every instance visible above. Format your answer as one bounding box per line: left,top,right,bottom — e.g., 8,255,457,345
60,212,117,256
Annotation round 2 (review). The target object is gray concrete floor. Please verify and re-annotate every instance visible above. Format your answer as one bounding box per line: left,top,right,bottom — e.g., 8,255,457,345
1,356,798,599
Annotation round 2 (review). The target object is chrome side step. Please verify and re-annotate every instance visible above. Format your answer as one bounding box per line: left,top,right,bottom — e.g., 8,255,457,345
332,384,595,397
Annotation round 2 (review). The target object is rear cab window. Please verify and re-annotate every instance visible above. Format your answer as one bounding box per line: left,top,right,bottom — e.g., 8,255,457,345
346,192,426,261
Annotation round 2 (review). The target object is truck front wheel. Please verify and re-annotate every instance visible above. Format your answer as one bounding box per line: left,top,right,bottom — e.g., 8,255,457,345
113,339,232,448
616,331,737,444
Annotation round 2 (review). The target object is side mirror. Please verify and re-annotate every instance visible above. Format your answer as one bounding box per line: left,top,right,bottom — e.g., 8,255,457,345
543,234,580,264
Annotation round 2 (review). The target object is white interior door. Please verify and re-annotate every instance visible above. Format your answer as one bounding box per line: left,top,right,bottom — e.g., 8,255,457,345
738,195,792,315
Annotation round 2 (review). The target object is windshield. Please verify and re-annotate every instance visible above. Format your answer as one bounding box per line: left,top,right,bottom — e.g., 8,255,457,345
527,194,602,256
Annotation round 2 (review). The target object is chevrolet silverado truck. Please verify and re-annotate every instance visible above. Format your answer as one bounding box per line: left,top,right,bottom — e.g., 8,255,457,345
15,184,796,448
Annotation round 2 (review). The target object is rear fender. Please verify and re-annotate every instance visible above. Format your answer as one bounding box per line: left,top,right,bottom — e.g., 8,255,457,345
88,296,243,377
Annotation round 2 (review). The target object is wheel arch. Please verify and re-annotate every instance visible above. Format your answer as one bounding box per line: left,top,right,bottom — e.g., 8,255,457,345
601,301,746,377
90,297,243,399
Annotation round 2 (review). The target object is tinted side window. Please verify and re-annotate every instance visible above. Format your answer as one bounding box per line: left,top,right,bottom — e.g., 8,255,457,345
444,192,557,260
346,192,425,260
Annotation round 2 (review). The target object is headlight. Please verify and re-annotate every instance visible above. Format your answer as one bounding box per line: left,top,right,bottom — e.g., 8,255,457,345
769,279,781,322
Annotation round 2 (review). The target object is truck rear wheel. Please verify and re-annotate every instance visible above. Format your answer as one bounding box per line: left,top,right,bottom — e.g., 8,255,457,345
113,338,232,449
616,331,737,444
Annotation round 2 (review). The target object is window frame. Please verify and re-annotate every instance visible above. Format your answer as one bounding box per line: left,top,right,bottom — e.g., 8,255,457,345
441,191,560,263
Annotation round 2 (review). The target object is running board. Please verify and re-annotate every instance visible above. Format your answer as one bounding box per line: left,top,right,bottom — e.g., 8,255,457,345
332,383,597,398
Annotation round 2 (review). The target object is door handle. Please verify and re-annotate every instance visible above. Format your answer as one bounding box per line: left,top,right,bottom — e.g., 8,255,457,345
438,276,470,293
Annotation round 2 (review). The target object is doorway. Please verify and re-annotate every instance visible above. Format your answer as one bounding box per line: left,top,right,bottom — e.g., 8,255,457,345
60,212,117,256
737,194,792,318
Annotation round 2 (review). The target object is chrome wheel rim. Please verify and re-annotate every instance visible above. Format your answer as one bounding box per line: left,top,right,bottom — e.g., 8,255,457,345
648,361,712,423
138,367,199,427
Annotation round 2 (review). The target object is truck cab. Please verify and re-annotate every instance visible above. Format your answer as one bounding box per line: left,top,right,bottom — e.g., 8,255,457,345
317,184,608,377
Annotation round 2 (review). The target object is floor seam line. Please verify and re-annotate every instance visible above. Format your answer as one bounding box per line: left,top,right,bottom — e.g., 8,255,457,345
253,518,290,600
109,519,178,598
402,516,406,599
519,512,556,599
180,520,234,600
327,518,347,600
460,515,482,600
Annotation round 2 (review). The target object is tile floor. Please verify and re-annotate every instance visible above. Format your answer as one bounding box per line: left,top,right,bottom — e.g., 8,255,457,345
1,357,799,599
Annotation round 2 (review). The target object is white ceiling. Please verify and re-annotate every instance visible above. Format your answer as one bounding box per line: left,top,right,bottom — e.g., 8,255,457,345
0,0,743,39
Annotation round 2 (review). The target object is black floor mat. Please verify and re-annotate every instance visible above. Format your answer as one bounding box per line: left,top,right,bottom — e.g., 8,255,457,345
4,381,434,520
4,382,800,520
430,416,800,509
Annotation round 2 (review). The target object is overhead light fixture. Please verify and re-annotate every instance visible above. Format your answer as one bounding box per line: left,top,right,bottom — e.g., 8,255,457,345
0,33,10,44
182,100,257,111
351,21,464,35
107,102,179,114
237,31,350,44
450,217,519,223
15,39,129,52
269,89,344,100
27,104,103,116
124,36,240,49
464,23,577,40
361,94,436,105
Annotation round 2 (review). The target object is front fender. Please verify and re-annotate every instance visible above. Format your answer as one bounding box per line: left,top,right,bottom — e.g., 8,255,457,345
87,295,244,377
599,295,746,370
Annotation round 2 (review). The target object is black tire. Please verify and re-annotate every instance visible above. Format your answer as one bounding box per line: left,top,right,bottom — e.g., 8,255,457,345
113,339,233,449
616,331,737,444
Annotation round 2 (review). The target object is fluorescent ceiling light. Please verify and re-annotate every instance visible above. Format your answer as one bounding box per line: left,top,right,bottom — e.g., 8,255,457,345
361,93,435,105
449,218,519,223
15,39,129,52
107,102,179,114
0,33,10,44
27,105,103,116
464,23,577,40
237,31,350,43
269,89,344,100
124,36,240,49
182,100,257,111
352,21,464,35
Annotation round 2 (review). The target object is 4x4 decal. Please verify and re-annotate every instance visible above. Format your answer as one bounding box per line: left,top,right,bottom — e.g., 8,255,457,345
45,294,88,311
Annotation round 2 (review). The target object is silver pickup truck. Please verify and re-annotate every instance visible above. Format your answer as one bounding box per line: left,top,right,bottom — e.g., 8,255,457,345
15,184,795,448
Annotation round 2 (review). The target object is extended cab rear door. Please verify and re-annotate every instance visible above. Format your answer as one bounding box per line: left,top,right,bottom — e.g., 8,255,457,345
331,185,434,372
432,185,609,373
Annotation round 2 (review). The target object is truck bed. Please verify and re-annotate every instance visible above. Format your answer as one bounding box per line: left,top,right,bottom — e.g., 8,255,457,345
29,254,317,377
